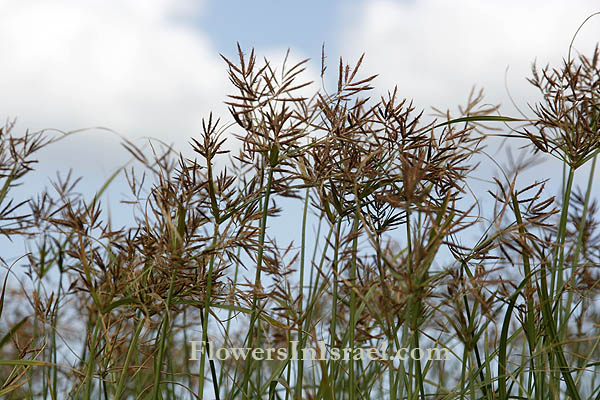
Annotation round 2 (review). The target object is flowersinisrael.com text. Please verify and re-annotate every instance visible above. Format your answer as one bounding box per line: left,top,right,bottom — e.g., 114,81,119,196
188,340,450,362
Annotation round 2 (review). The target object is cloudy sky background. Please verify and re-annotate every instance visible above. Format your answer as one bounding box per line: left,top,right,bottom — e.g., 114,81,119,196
2,0,599,158
0,0,599,257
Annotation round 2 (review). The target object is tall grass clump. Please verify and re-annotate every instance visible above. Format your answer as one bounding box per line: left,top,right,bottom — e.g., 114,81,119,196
1,35,600,399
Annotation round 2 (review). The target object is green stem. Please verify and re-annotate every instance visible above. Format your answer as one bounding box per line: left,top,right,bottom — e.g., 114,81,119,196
295,188,310,399
242,167,274,397
152,272,176,400
349,207,360,400
84,317,102,400
562,154,597,340
115,316,145,399
551,166,574,319
511,194,541,397
199,229,219,398
329,219,342,393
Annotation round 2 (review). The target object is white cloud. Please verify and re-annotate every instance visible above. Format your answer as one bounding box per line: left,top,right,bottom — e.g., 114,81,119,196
340,0,600,115
0,0,227,158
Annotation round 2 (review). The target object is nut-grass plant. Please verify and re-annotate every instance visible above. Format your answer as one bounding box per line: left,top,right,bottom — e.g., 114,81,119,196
0,37,600,400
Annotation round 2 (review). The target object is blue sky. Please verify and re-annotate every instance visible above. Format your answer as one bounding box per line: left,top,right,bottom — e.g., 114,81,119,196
201,0,351,57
